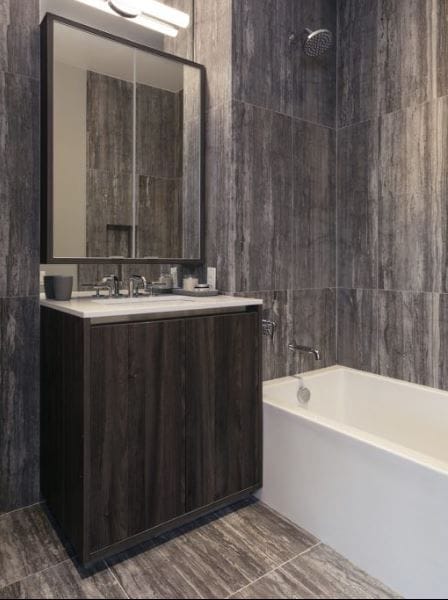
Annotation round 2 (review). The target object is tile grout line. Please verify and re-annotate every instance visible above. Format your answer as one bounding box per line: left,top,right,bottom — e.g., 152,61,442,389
0,558,72,592
0,501,44,521
225,542,322,599
231,98,337,131
106,563,131,599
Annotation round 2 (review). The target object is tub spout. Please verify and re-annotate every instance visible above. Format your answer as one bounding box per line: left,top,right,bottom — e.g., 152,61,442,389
288,344,321,361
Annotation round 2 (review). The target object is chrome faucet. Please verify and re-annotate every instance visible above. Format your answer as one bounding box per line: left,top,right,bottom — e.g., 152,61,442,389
128,274,147,298
288,343,321,361
101,274,121,297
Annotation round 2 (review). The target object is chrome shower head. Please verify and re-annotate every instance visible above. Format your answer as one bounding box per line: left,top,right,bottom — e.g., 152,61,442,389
302,28,333,57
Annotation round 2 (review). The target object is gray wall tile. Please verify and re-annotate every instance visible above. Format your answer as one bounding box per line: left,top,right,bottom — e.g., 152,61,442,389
337,288,379,373
233,101,293,293
237,290,290,382
378,290,434,386
293,119,335,289
0,0,39,79
162,0,194,60
238,288,336,381
232,0,336,127
292,0,336,127
337,0,379,127
378,101,441,292
0,1,39,513
0,297,39,513
337,120,378,289
86,72,133,174
434,293,448,391
289,288,336,373
194,0,232,109
232,0,293,116
204,102,237,293
436,96,448,293
338,0,434,128
0,72,39,258
436,0,448,98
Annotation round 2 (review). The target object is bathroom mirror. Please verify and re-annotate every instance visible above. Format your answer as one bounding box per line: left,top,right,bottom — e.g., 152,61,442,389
41,15,204,265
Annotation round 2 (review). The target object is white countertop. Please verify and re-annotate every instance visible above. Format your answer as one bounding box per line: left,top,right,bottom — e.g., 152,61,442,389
40,292,262,319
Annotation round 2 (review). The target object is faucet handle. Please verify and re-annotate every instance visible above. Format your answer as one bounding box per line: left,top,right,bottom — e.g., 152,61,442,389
93,285,112,298
128,274,147,297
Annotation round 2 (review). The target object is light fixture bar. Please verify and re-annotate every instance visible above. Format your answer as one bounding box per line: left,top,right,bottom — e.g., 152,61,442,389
138,0,190,29
72,0,179,37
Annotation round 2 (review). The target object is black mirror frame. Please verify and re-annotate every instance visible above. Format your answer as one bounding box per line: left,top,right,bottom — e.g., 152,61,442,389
40,13,205,266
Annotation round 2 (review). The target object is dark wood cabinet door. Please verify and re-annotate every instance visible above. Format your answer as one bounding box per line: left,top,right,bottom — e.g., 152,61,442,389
186,312,262,511
128,320,186,532
89,320,186,552
90,324,130,551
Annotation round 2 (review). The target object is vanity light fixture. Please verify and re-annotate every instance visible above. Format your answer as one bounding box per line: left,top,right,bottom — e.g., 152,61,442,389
72,0,189,37
108,0,141,18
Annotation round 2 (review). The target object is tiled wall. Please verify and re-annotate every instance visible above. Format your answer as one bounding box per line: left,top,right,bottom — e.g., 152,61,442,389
197,0,338,380
336,0,448,389
0,0,40,513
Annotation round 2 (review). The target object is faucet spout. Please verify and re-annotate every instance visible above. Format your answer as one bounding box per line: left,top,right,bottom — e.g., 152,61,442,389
288,343,321,361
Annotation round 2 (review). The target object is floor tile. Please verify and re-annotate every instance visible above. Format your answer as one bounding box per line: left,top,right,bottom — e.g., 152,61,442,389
107,539,201,599
215,500,318,565
0,560,126,599
109,512,265,599
231,544,400,599
0,505,70,588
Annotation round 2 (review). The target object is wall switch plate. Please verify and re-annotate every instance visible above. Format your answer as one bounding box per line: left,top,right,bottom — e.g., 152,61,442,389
207,267,217,290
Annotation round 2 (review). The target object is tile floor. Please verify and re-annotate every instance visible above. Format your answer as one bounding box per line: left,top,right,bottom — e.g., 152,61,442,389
0,498,399,599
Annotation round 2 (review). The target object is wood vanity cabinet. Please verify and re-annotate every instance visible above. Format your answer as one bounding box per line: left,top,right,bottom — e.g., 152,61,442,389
41,307,262,565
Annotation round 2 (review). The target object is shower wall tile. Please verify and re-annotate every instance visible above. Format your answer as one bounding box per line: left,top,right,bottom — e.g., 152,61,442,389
237,288,335,381
378,101,441,292
378,290,434,387
337,0,379,127
232,0,293,117
237,290,290,382
337,119,378,289
292,0,336,127
194,0,232,109
289,288,336,373
0,297,39,513
293,119,335,289
337,288,379,373
338,0,434,128
233,101,293,293
232,0,336,127
434,293,448,391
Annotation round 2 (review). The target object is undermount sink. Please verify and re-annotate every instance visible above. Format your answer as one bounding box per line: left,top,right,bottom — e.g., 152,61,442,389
91,295,193,305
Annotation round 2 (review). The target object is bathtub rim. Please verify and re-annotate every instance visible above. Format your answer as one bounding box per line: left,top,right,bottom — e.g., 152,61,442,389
263,365,448,477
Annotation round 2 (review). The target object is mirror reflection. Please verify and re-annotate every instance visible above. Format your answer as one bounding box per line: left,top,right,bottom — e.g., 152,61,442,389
52,21,202,261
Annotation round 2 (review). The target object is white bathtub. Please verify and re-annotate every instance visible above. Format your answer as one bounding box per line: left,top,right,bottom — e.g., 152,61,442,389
259,366,448,599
